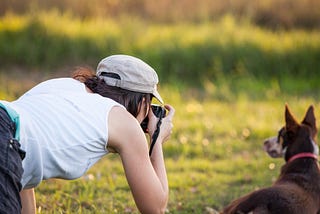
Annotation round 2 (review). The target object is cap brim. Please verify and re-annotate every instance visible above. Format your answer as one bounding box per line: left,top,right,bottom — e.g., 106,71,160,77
153,90,164,104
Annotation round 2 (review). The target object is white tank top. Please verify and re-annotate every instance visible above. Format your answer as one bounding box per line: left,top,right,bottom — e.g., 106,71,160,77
6,78,123,188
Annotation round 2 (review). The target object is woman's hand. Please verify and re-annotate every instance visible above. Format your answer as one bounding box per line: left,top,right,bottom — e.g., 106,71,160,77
158,104,174,143
147,104,175,143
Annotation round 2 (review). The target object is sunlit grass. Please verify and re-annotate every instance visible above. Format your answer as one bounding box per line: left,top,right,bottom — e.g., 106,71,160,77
1,11,320,213
0,72,318,212
1,12,320,83
16,80,317,213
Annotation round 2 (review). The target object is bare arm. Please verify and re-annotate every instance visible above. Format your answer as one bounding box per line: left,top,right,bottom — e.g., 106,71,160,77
20,188,36,214
147,104,175,203
107,105,174,214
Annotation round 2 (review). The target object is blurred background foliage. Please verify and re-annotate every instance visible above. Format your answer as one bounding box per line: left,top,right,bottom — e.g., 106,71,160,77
0,0,320,94
2,0,320,29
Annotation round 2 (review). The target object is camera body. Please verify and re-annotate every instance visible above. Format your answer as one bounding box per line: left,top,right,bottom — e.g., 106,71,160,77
141,104,166,133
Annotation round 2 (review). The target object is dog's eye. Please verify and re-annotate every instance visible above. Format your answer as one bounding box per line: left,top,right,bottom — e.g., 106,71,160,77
278,136,284,145
277,127,285,144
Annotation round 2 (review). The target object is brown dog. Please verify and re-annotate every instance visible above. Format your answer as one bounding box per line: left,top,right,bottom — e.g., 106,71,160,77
221,105,320,214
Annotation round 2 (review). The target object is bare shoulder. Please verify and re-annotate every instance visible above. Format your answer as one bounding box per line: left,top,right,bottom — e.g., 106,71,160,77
107,106,148,154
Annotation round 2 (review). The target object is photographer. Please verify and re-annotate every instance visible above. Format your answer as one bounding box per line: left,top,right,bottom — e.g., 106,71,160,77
0,54,174,213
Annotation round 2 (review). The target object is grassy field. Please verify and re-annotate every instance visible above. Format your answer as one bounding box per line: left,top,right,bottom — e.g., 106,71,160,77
1,12,320,213
1,72,319,213
35,91,320,213
1,12,320,85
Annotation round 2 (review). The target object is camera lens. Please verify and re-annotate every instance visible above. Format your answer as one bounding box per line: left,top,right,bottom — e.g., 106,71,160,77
140,104,166,133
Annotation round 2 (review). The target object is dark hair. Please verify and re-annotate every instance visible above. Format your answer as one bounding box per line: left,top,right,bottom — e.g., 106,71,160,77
71,67,152,117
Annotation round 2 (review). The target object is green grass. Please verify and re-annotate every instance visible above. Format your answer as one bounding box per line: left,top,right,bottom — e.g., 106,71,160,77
1,11,320,213
33,95,319,214
1,12,320,87
1,74,318,213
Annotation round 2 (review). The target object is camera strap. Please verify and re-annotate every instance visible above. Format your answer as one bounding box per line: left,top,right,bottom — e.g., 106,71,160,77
149,114,164,156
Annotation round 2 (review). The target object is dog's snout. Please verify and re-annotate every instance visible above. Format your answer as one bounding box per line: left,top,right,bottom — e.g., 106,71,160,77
263,140,270,149
263,137,275,150
264,136,277,145
269,150,280,158
263,136,282,158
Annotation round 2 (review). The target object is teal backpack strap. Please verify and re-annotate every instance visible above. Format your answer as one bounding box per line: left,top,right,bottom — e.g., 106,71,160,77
0,103,20,141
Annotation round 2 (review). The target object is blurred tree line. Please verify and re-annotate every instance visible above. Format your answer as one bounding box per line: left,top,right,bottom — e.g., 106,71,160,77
1,0,320,30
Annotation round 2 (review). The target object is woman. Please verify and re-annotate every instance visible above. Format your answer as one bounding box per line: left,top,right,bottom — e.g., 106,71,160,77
0,54,174,213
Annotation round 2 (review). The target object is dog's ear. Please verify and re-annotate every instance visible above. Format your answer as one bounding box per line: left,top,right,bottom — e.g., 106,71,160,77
285,104,299,132
302,105,317,137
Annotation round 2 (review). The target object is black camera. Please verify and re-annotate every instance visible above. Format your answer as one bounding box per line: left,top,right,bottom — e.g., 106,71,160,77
141,104,166,133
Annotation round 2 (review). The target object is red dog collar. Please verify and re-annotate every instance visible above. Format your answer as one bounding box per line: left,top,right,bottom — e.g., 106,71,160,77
288,153,318,163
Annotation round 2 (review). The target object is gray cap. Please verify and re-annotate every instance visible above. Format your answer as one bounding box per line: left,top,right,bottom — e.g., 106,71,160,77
96,54,163,104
